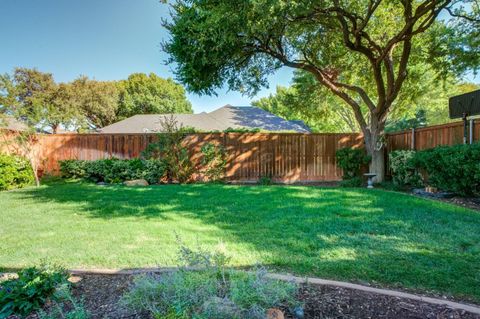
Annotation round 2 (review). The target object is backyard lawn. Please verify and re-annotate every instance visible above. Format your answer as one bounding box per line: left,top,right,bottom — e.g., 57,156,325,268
1,181,480,302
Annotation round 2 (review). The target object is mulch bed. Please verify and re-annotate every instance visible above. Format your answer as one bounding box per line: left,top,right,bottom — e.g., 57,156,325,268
11,274,479,319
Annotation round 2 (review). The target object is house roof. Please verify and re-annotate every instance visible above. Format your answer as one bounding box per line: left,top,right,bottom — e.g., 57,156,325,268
0,116,28,131
99,105,310,133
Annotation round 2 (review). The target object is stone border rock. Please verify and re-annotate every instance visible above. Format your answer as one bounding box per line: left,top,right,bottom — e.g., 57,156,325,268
65,267,480,315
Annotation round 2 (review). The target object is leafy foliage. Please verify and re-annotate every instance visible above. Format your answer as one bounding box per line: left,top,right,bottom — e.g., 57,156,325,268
122,242,299,319
0,68,192,131
200,143,227,182
142,116,195,183
37,288,88,319
0,153,34,191
335,148,371,181
0,68,81,133
412,143,480,196
117,73,193,120
59,158,165,184
0,265,69,318
258,176,272,186
389,150,422,187
163,0,479,182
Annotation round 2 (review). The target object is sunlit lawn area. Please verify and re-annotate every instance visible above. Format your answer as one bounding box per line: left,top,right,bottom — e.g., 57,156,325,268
1,181,479,301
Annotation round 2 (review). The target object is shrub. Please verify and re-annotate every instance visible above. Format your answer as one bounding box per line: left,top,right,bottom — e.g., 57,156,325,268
201,143,227,182
258,176,272,185
335,147,370,181
122,242,299,319
412,143,480,196
0,153,35,191
59,158,165,184
59,160,87,179
142,116,195,183
0,264,70,318
37,288,88,319
389,150,422,187
339,176,362,187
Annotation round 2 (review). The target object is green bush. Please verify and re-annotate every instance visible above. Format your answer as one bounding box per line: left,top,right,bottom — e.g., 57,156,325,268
335,147,370,182
0,153,35,191
122,242,299,319
142,119,195,183
0,265,70,318
59,158,165,184
412,143,480,196
201,143,227,182
389,150,422,187
339,176,362,187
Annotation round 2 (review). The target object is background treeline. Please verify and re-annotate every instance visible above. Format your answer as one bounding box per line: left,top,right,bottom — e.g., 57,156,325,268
253,70,479,133
0,68,193,133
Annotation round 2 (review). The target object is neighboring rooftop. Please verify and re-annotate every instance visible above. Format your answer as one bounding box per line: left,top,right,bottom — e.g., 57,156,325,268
99,105,310,133
0,116,28,131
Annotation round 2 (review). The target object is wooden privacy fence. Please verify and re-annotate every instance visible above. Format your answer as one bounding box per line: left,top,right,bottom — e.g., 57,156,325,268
34,133,364,182
386,119,480,152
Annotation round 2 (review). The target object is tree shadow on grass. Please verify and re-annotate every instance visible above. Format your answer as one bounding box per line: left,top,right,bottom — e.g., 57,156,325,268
5,182,480,302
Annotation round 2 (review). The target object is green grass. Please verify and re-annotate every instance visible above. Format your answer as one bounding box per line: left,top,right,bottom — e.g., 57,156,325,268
1,182,480,302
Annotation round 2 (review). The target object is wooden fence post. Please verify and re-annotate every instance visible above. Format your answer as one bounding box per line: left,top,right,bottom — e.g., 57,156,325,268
411,128,415,150
470,119,474,144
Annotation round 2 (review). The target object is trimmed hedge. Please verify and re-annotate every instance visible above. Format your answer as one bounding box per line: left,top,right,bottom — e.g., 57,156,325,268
411,143,480,196
0,153,35,191
59,158,165,184
389,150,422,187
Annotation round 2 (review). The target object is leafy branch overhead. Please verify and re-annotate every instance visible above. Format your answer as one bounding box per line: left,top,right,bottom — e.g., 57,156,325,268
164,0,479,181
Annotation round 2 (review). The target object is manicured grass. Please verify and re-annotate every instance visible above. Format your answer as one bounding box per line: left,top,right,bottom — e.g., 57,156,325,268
1,182,480,301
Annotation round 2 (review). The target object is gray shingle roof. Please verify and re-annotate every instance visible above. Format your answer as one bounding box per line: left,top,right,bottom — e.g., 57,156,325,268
99,105,310,133
0,116,28,131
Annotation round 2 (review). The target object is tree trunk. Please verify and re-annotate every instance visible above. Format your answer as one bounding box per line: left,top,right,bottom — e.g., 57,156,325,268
364,115,386,183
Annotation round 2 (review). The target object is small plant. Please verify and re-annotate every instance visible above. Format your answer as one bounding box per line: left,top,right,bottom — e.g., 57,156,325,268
201,143,227,182
0,153,35,191
258,176,272,185
0,264,70,318
335,147,370,184
37,287,88,319
142,115,195,183
389,150,422,187
122,240,300,319
339,176,362,187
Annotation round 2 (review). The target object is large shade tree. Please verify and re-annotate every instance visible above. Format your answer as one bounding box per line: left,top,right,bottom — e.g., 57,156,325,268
164,0,478,181
0,68,80,133
117,73,193,119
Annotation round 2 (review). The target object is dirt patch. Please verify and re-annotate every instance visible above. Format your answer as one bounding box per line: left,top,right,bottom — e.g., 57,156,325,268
10,273,479,319
411,193,480,211
296,284,479,319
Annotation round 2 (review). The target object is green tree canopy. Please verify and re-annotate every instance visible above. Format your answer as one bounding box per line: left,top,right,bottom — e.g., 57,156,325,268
0,68,80,133
69,77,120,129
117,73,193,119
164,0,479,181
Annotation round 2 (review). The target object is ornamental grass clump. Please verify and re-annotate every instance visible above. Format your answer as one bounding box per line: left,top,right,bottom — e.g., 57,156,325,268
121,240,300,319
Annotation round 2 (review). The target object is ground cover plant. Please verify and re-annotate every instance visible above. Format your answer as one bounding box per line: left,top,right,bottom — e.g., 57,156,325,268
0,264,69,318
122,242,299,318
1,182,480,302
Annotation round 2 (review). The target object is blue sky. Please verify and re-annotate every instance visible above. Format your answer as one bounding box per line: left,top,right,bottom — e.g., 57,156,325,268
0,0,477,113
